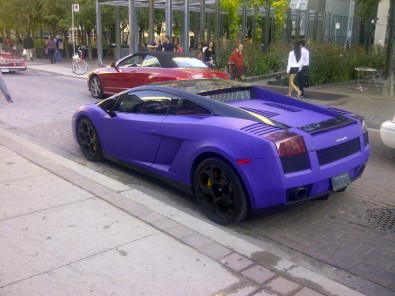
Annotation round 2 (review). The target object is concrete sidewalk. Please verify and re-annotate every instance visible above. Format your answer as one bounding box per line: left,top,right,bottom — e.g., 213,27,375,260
0,61,372,295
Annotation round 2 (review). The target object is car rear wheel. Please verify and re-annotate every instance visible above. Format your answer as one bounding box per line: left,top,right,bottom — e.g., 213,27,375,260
193,158,249,225
77,117,102,162
90,76,103,99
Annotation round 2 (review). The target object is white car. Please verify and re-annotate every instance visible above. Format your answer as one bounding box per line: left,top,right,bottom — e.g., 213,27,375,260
380,114,395,148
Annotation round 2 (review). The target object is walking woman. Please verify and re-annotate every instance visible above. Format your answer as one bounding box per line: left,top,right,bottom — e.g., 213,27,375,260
286,41,302,97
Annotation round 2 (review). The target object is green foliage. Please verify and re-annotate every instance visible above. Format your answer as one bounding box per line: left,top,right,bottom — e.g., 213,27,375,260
355,0,380,22
214,39,271,77
308,42,385,85
271,0,288,39
221,0,241,39
215,39,385,83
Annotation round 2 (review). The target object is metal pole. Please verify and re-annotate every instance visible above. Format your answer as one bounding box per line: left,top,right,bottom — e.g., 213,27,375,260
200,0,205,42
215,0,221,41
182,0,190,53
128,0,136,53
241,1,247,42
166,0,173,38
115,6,121,60
72,5,75,54
96,0,103,67
149,0,154,42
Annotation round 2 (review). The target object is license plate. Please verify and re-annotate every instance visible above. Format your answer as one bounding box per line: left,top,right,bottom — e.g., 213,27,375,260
1,69,9,73
331,172,351,191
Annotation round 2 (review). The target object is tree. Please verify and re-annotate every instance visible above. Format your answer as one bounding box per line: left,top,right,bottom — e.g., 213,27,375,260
221,0,241,39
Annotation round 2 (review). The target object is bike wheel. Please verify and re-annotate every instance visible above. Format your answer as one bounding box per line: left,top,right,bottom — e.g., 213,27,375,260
72,60,88,75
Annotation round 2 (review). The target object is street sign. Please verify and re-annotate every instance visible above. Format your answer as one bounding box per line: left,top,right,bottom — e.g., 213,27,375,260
73,4,79,12
336,23,340,30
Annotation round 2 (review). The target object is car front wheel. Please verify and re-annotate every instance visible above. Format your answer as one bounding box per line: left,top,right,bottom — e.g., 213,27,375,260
77,117,102,162
193,158,249,225
89,76,103,99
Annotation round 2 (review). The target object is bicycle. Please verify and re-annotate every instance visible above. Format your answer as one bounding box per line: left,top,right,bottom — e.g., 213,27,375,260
72,47,88,75
224,62,243,81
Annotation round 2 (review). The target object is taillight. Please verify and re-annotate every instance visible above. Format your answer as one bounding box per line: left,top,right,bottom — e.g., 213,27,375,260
266,131,307,157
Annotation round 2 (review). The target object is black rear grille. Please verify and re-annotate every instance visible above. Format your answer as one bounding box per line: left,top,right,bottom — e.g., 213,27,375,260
317,138,361,166
281,153,311,173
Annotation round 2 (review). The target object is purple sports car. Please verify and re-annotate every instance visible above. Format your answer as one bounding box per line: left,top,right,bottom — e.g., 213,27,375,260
72,79,370,224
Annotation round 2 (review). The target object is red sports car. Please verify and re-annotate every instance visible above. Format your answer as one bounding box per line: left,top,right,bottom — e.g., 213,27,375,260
87,51,229,98
0,51,27,73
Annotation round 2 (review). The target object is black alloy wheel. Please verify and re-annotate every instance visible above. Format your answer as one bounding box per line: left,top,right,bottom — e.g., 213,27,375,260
77,117,102,162
193,158,249,225
90,76,103,99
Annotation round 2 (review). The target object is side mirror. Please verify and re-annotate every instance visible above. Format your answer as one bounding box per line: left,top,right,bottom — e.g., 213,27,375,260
107,110,117,118
110,61,116,68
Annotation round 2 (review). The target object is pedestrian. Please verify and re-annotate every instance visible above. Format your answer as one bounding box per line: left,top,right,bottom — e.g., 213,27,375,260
298,39,309,98
260,41,266,53
56,35,64,63
286,41,302,98
204,41,216,63
162,35,174,52
4,37,13,51
23,33,34,61
194,42,203,61
176,42,183,53
0,72,13,103
45,35,57,64
147,36,162,51
228,43,244,80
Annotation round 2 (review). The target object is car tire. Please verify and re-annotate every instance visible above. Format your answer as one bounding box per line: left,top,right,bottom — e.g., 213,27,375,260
77,117,102,162
193,158,249,225
89,76,103,99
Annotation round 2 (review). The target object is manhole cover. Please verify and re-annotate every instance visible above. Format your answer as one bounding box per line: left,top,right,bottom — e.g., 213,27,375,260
365,208,395,233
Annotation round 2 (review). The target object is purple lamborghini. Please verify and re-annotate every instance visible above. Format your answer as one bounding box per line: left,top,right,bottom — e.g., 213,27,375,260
72,79,370,224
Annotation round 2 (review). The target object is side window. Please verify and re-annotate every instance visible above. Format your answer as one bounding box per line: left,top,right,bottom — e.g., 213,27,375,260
168,98,212,115
98,98,116,112
114,91,170,115
114,93,142,113
118,55,145,68
142,55,161,67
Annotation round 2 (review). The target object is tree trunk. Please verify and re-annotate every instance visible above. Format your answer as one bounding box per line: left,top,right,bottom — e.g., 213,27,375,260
383,0,395,96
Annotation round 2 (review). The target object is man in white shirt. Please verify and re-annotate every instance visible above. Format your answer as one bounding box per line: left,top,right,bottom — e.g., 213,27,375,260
298,39,309,98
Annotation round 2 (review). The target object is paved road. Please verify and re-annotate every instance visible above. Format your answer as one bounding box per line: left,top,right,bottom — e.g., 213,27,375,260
1,68,394,296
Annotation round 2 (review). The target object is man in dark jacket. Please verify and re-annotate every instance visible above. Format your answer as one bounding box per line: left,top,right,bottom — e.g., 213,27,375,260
23,34,34,61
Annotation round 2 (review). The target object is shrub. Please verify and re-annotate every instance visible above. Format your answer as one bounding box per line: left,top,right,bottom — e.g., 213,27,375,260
205,39,385,84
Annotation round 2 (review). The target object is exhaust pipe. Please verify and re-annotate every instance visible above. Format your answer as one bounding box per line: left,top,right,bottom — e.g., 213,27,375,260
294,187,308,200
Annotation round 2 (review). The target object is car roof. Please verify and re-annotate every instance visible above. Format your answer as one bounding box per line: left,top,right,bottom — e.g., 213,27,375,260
127,80,269,124
126,51,195,68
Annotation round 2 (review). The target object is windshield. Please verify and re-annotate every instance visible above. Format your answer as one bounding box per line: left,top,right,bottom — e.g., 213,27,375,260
172,57,208,68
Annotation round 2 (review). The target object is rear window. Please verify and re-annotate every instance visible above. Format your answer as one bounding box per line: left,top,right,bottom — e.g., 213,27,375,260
172,57,207,68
